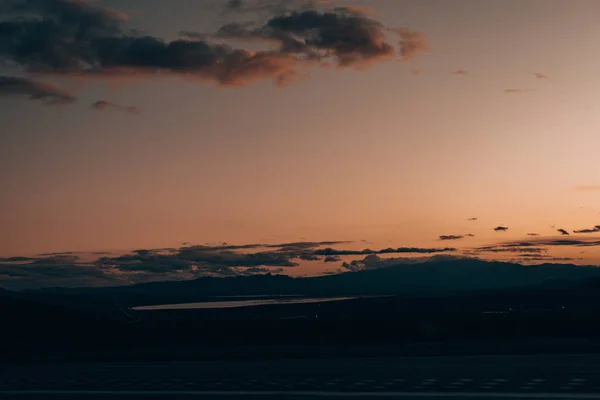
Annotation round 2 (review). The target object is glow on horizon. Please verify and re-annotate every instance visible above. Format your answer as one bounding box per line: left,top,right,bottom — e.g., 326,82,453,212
0,0,599,269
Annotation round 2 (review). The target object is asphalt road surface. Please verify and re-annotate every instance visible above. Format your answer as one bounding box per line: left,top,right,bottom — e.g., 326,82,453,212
3,354,600,399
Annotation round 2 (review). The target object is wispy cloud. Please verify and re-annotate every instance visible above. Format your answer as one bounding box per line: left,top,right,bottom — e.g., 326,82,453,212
439,234,474,241
315,247,456,256
475,245,546,254
0,75,77,105
534,73,548,79
500,238,600,247
574,225,600,234
92,100,140,114
452,69,468,76
494,226,509,232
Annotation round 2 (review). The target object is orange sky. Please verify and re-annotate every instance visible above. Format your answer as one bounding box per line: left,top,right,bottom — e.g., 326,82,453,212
1,0,599,269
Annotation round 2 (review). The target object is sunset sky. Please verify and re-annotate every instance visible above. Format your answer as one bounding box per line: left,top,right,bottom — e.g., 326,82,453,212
1,0,599,288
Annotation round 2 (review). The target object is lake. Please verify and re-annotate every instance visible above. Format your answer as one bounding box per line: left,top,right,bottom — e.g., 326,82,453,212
131,296,359,310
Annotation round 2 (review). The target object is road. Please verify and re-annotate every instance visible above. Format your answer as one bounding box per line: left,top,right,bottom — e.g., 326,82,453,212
3,354,600,398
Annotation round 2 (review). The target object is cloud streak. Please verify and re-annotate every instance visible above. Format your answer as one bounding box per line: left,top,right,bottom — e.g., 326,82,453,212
574,225,600,234
0,75,77,105
439,234,473,241
315,246,456,256
92,100,140,114
500,238,600,248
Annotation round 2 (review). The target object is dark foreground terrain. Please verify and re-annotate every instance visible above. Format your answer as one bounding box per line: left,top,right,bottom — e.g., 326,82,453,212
6,264,600,398
3,354,600,398
5,260,600,364
5,286,600,363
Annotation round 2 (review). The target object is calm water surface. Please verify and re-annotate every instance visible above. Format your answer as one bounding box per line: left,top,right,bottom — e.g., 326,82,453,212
132,296,360,310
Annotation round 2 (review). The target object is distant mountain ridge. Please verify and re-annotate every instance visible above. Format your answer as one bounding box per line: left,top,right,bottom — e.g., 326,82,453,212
20,258,600,307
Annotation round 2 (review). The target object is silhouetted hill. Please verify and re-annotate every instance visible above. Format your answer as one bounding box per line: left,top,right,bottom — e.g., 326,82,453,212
27,259,600,307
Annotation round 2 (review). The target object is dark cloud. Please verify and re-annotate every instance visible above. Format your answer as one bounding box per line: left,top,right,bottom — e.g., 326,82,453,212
7,240,347,288
0,257,119,290
265,8,396,67
557,229,570,236
500,238,600,247
499,242,538,247
3,241,354,289
341,254,472,272
573,225,600,234
0,241,351,289
467,217,478,221
0,0,417,89
0,75,77,105
220,0,332,16
92,100,140,114
342,254,382,272
494,226,508,232
439,235,464,241
527,233,540,236
133,247,299,268
475,246,546,254
324,255,341,263
298,253,321,261
244,266,271,274
243,266,285,274
452,69,468,76
543,239,600,247
225,0,244,11
512,256,575,263
315,247,456,256
0,0,127,69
